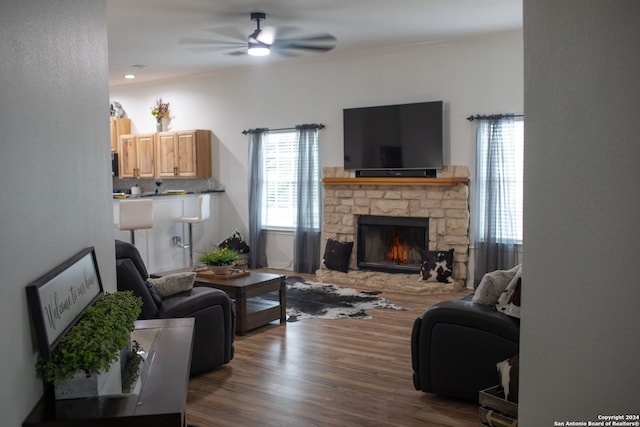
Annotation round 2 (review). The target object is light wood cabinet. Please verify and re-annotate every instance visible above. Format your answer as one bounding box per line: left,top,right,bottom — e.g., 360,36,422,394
118,133,155,178
156,130,211,178
109,117,131,152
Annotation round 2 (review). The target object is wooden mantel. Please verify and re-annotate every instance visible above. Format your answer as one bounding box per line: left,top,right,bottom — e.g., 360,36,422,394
322,177,469,186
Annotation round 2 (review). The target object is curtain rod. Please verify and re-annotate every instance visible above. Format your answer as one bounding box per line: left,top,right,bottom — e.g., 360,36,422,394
242,124,325,135
466,113,524,122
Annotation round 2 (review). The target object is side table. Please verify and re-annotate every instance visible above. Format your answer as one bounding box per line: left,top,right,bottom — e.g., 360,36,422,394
23,318,194,427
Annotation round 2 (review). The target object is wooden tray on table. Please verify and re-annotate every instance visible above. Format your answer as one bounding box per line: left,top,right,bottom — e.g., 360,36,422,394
195,268,250,280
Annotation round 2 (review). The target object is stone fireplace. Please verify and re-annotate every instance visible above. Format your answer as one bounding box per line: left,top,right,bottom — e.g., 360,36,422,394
316,165,470,294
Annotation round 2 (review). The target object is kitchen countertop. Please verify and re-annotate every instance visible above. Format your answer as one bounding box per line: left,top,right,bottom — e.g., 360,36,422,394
113,189,224,199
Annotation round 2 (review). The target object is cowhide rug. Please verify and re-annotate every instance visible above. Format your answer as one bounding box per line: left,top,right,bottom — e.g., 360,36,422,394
257,276,408,322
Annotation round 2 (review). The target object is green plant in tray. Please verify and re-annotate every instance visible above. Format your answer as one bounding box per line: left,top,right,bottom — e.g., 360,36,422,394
36,291,142,385
199,247,239,266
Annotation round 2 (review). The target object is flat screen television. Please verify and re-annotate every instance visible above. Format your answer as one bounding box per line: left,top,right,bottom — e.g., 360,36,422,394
343,101,444,173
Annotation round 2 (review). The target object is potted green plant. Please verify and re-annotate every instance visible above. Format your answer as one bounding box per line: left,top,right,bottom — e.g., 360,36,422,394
199,247,239,275
36,291,143,399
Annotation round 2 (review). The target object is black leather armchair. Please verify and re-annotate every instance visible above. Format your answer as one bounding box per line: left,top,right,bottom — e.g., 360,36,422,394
115,240,234,375
411,295,520,400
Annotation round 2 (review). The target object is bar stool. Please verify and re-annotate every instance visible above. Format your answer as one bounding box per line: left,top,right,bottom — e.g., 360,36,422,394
115,199,153,246
175,194,210,266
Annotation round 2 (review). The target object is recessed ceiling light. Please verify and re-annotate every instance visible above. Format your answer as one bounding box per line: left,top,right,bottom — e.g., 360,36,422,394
123,74,136,79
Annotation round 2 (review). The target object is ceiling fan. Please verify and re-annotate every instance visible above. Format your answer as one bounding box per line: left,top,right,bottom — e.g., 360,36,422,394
181,12,337,57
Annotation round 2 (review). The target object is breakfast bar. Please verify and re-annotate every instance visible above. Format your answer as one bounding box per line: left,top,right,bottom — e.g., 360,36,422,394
113,192,222,273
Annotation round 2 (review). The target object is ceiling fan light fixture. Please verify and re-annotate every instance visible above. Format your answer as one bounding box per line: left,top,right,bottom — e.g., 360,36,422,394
184,11,335,59
247,12,270,56
248,40,270,56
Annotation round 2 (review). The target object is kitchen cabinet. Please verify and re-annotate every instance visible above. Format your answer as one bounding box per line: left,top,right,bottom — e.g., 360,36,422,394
118,133,155,178
156,130,211,178
109,117,131,152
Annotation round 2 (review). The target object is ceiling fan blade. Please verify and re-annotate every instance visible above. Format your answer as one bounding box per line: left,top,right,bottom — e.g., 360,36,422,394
271,49,301,58
179,37,244,47
184,45,245,54
272,33,337,52
278,33,337,44
226,50,248,57
270,26,302,39
204,26,247,42
277,43,336,52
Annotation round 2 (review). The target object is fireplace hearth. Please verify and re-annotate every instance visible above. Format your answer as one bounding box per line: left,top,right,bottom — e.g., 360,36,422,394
357,215,428,274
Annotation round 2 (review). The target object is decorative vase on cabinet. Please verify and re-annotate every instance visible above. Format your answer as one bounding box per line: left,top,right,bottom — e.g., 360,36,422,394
156,118,170,132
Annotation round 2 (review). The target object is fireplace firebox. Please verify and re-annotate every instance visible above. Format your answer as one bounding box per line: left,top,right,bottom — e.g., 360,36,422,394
357,215,428,274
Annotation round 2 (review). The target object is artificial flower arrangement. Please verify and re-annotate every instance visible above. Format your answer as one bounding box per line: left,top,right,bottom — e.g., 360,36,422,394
199,247,239,266
151,97,170,123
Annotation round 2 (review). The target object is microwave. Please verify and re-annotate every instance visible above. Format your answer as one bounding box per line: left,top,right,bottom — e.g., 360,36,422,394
111,152,118,177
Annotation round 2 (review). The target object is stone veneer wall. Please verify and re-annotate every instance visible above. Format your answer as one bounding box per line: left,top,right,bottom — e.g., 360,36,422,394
316,166,470,294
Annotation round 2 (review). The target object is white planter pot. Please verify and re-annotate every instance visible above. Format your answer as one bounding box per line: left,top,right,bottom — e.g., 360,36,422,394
54,347,127,400
209,264,235,275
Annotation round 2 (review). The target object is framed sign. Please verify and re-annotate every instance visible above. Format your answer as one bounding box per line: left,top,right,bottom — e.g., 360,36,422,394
26,247,104,358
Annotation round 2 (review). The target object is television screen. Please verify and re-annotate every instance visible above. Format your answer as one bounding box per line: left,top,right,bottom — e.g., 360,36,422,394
343,101,444,171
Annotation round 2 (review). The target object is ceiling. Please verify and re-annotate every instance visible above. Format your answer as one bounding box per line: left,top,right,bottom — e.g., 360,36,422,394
107,0,522,87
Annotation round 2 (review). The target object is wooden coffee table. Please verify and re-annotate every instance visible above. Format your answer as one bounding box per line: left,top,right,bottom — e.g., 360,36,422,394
195,271,286,335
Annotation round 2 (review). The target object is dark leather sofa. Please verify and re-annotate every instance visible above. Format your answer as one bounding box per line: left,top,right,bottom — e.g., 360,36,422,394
411,295,520,400
115,240,235,375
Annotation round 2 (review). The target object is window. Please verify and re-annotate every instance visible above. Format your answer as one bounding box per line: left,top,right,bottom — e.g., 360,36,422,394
261,130,320,229
476,118,524,243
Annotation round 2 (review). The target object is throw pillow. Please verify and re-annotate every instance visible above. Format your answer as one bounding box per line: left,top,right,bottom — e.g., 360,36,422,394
420,249,454,283
218,230,250,254
147,272,196,298
144,281,163,306
496,267,522,318
323,239,353,273
496,353,520,403
472,264,521,306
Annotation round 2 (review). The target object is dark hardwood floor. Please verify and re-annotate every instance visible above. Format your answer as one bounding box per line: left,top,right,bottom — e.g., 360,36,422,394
186,270,479,426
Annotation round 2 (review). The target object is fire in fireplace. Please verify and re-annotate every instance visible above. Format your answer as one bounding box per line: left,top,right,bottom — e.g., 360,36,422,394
357,215,429,274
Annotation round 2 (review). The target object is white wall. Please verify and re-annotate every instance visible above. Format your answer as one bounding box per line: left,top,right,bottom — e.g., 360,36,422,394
0,1,113,425
521,1,640,424
110,30,523,268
